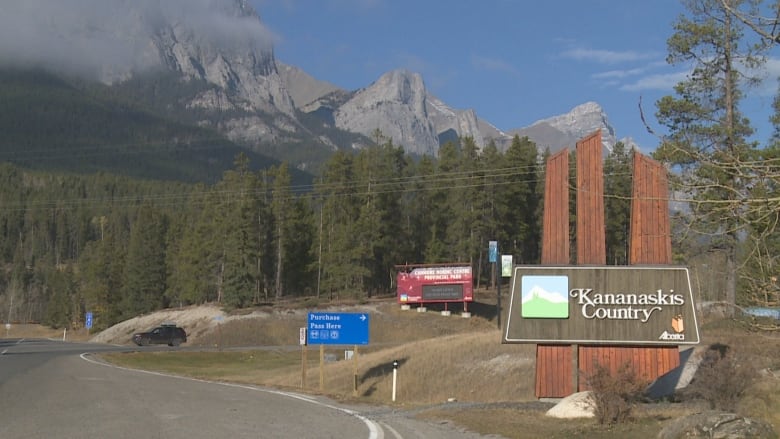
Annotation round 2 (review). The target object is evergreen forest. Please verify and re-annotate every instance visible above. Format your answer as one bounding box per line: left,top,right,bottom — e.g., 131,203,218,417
0,134,639,331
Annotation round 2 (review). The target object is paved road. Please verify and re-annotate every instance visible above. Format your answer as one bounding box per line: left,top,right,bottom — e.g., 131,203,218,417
0,339,496,439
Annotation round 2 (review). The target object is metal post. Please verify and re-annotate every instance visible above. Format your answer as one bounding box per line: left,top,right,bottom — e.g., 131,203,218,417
353,345,359,396
392,360,399,402
319,345,324,391
301,345,307,389
497,256,502,330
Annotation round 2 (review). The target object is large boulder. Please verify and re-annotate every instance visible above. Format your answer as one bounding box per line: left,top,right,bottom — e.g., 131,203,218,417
545,391,595,419
657,411,776,439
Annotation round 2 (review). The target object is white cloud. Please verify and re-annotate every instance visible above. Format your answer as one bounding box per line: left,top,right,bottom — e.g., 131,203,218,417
753,57,780,96
613,57,780,95
561,48,658,64
0,0,275,81
470,55,521,76
592,67,647,80
619,71,688,92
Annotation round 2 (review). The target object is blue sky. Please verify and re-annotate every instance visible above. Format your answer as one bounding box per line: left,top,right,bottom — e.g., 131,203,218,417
254,0,780,151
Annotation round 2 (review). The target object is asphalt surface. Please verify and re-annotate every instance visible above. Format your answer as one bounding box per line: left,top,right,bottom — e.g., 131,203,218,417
0,338,498,439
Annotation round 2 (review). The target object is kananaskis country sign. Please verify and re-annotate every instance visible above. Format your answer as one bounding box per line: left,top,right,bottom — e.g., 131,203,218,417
503,266,700,345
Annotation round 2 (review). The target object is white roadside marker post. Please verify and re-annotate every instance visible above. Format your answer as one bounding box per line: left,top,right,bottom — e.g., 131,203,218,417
392,359,399,402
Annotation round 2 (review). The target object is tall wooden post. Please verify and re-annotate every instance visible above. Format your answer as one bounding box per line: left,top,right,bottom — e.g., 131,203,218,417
535,131,680,397
536,148,572,397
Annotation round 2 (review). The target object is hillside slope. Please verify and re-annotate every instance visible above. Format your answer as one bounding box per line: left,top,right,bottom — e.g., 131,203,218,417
0,69,284,183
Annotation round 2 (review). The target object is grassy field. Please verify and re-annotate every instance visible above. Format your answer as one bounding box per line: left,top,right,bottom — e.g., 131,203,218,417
11,293,780,438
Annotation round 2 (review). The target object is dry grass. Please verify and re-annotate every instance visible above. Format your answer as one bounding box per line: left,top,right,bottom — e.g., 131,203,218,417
1,323,92,341
269,330,537,405
690,318,780,430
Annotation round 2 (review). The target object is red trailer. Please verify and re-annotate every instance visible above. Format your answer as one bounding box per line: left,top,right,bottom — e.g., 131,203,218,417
396,263,473,310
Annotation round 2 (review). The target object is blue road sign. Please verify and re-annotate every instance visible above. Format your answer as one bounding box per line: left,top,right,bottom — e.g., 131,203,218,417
307,312,369,345
85,312,93,329
489,241,498,263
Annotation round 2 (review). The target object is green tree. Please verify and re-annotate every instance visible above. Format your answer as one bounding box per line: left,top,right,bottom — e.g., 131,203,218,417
43,266,75,328
653,0,765,312
120,203,168,317
401,155,437,265
498,135,542,264
351,140,409,295
739,89,780,306
604,142,633,265
269,163,314,298
218,154,261,308
475,140,504,287
77,213,126,328
316,151,364,299
425,141,460,262
445,137,483,264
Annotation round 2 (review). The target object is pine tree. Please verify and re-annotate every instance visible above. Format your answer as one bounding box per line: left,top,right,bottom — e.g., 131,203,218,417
425,141,460,262
120,203,168,317
653,0,766,312
498,135,542,264
445,137,483,263
604,142,633,265
77,213,126,328
218,154,261,308
740,88,780,306
165,188,219,306
316,151,364,299
270,163,312,299
476,141,503,287
352,140,408,295
401,155,437,265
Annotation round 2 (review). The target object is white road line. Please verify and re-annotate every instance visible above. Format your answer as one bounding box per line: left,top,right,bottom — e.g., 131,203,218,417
79,353,384,439
379,420,404,439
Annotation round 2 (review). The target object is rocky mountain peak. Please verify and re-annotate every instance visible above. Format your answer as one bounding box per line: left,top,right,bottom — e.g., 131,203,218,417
532,101,617,151
334,69,439,155
509,101,618,154
149,0,294,117
426,95,485,149
278,63,341,109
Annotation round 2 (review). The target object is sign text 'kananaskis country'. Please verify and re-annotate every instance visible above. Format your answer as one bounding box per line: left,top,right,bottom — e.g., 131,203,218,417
571,288,684,322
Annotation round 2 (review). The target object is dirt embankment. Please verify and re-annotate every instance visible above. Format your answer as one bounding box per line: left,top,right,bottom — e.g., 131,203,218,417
89,305,226,345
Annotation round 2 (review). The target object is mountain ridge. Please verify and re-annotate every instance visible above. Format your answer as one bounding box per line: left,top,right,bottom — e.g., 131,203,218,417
0,0,632,176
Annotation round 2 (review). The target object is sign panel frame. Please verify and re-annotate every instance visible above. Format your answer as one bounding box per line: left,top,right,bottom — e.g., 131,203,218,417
397,265,473,305
489,241,498,263
307,312,369,345
503,265,700,345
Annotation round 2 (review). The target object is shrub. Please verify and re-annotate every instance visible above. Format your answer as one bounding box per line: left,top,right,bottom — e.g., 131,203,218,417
586,362,648,425
685,343,757,412
302,297,320,308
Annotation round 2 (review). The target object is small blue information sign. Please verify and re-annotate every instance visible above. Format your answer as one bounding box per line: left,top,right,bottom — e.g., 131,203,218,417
307,312,369,345
489,241,498,263
85,312,93,330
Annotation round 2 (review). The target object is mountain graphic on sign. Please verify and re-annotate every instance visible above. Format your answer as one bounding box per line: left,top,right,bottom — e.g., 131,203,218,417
521,278,569,319
522,285,567,304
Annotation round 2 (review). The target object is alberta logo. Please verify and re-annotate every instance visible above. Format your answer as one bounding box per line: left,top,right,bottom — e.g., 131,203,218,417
521,275,569,318
659,314,686,341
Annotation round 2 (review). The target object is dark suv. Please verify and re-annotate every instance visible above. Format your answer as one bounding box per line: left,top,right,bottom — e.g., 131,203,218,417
132,324,187,347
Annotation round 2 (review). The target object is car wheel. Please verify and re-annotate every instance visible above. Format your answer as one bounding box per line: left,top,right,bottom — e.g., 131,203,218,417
171,338,181,347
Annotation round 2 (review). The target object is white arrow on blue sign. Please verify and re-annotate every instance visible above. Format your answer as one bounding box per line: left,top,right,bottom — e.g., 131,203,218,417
307,312,369,345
